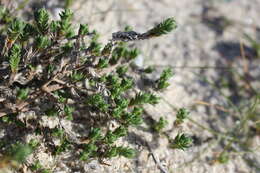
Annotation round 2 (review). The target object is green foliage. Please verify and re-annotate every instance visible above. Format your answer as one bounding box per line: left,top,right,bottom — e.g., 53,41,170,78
156,67,173,90
1,114,15,124
110,45,126,64
115,96,129,108
70,71,85,82
7,18,25,40
47,64,56,74
217,152,229,164
88,32,102,55
0,6,12,23
125,48,140,60
170,133,193,150
123,108,143,126
111,107,123,118
52,128,65,138
88,128,102,142
104,146,118,158
117,147,136,158
28,139,40,149
113,126,127,137
17,88,29,100
55,138,71,155
145,17,177,37
78,24,89,35
153,117,168,132
121,77,133,90
101,42,113,56
50,20,59,33
104,126,127,144
20,23,37,41
64,105,74,120
124,25,133,32
30,160,51,172
0,6,6,19
0,7,185,166
58,9,74,38
34,8,49,34
62,41,73,52
104,146,135,159
175,108,189,125
30,160,43,171
80,143,98,161
45,107,59,117
97,58,109,68
143,66,155,73
130,92,160,105
106,74,120,86
35,35,50,49
9,143,32,163
9,44,21,73
59,9,73,21
116,65,128,76
86,94,109,112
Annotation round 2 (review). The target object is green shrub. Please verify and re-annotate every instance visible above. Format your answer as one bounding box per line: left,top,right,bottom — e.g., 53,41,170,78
0,6,190,171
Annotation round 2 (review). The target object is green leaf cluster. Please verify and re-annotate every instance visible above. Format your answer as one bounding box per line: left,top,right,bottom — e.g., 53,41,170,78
35,35,50,49
122,107,143,126
104,126,127,144
170,133,192,150
58,9,74,38
130,92,160,105
17,88,29,100
175,108,190,125
80,126,133,160
80,143,98,161
8,19,25,40
64,105,75,120
105,146,135,159
9,44,21,73
156,67,173,90
87,94,109,112
8,143,33,163
0,6,12,23
34,8,49,34
78,24,89,35
70,71,85,82
145,17,177,37
153,117,168,132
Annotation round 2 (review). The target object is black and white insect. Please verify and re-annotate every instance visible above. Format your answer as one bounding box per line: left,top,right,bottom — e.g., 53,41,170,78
112,31,142,42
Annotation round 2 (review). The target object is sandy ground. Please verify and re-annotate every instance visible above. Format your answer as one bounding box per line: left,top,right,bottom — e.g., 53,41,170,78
1,0,260,172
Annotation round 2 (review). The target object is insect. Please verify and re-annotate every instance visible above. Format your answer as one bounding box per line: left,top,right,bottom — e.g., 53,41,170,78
112,31,141,42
